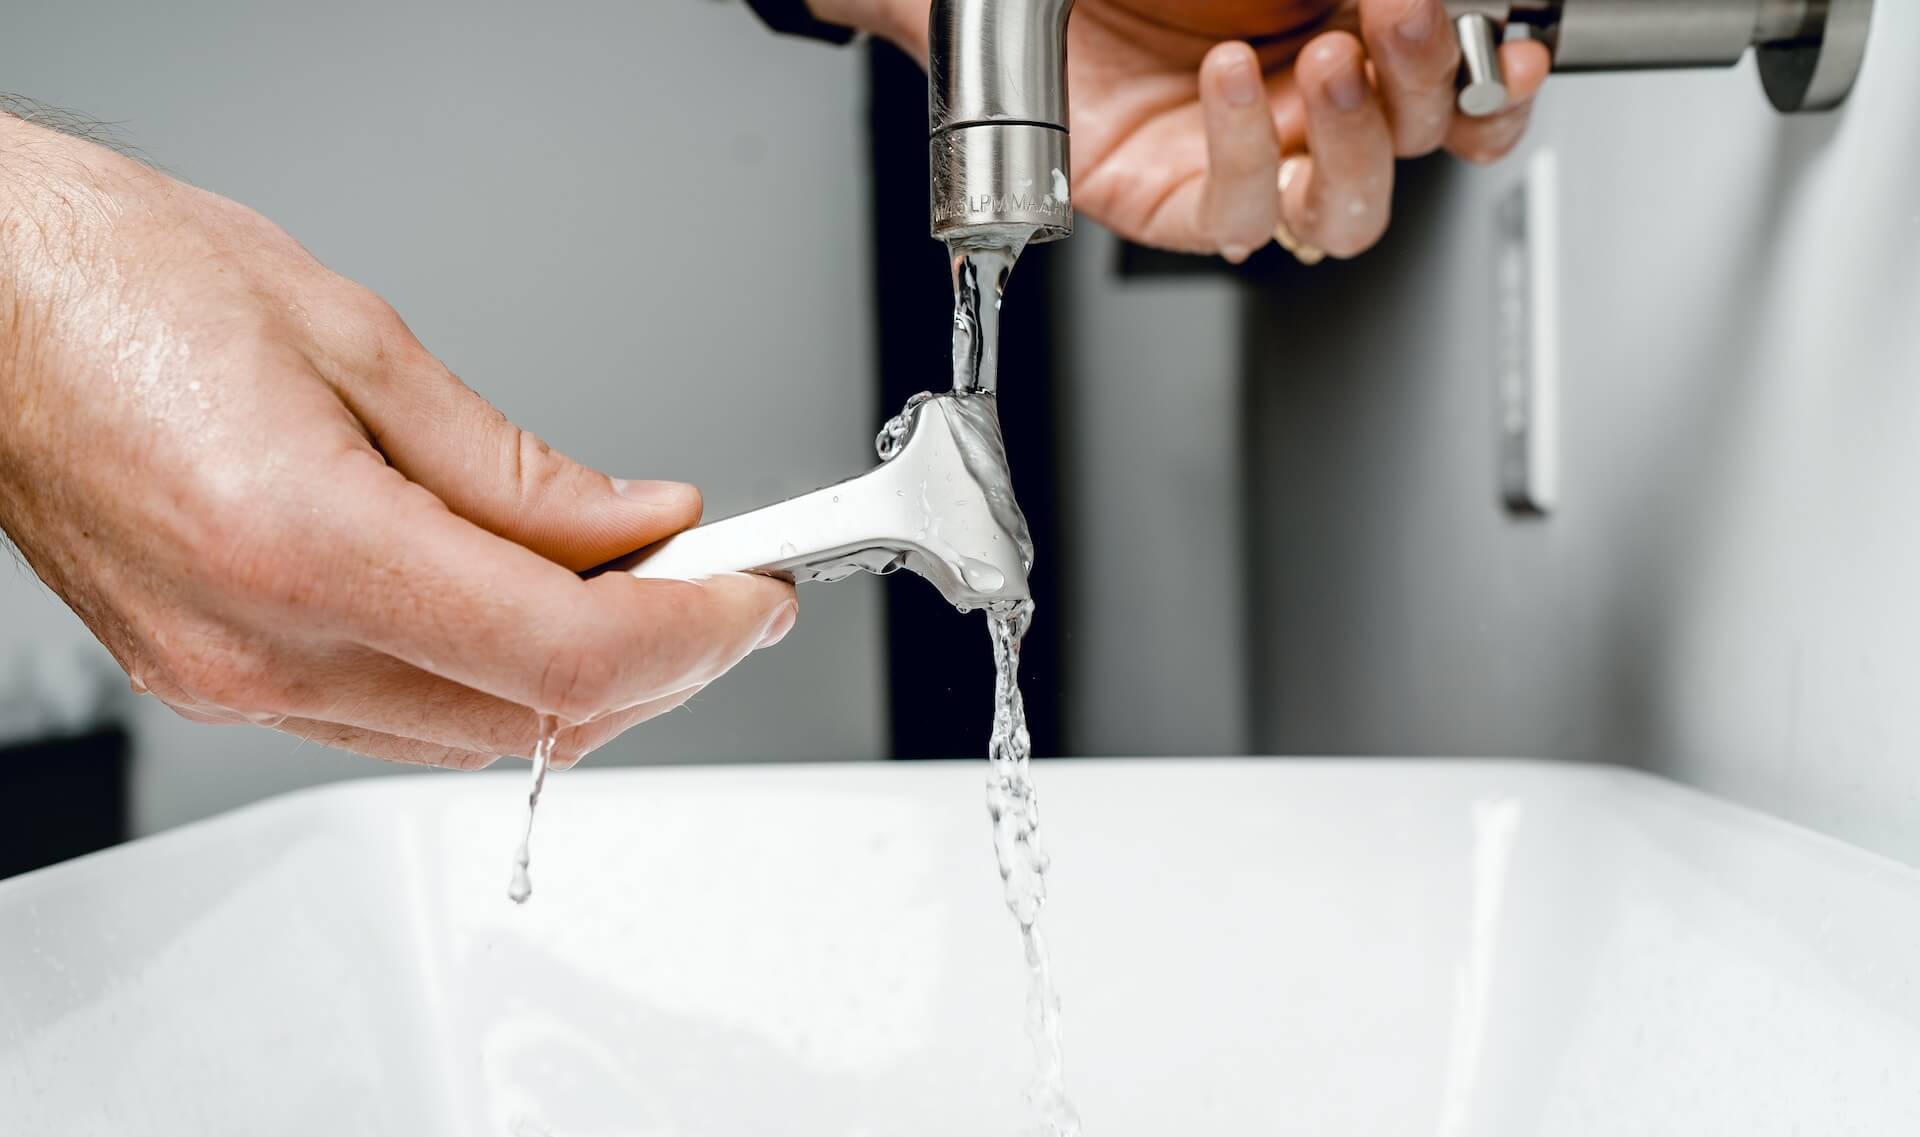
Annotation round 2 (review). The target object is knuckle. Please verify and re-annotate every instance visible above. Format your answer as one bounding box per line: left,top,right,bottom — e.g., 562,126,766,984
435,749,499,772
154,625,281,714
201,522,274,596
197,512,324,613
509,425,567,507
477,716,547,763
1394,114,1452,158
1207,139,1271,180
347,288,410,343
1091,166,1154,224
659,582,733,670
328,283,420,369
536,644,623,722
1414,45,1464,90
1299,31,1362,85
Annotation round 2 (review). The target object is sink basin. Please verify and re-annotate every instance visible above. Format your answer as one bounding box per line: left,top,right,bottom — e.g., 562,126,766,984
4,759,1918,1134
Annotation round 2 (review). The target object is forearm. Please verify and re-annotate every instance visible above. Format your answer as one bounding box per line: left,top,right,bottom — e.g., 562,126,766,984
0,116,85,405
0,114,140,363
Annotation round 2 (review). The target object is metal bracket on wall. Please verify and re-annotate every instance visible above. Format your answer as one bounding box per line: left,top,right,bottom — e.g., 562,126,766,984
1446,0,1876,117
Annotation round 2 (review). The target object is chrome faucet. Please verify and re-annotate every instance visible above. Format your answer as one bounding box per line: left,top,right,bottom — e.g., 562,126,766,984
614,2,1077,611
929,0,1077,246
1446,0,1874,116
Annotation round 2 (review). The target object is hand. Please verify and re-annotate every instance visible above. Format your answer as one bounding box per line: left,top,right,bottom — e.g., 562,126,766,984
0,116,797,769
839,0,1550,262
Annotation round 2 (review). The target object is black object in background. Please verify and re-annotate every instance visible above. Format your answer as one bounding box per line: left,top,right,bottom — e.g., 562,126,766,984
866,42,1066,761
0,727,131,879
742,0,857,44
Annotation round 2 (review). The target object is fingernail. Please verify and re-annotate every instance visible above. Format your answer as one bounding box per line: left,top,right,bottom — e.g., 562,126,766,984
1220,56,1261,108
613,478,692,505
1396,1,1434,45
1278,154,1311,195
1326,62,1369,112
758,600,798,649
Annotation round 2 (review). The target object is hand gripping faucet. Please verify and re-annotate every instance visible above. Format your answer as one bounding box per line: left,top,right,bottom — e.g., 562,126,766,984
613,0,1075,611
1445,0,1874,116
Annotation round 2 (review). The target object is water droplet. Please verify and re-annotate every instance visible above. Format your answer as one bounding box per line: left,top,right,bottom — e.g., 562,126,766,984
128,673,149,695
779,542,799,559
832,495,841,504
507,714,559,906
961,557,1006,594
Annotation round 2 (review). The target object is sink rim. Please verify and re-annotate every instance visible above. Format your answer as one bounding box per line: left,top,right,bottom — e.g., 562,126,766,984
8,755,1919,897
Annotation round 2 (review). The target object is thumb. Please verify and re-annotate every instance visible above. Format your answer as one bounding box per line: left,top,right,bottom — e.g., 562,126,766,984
347,360,702,572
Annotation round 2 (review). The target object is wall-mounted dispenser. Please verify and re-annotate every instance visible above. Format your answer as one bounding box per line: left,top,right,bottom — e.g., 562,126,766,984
1446,0,1874,115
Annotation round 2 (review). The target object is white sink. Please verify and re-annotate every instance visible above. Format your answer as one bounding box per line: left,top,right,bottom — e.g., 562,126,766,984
4,760,1918,1134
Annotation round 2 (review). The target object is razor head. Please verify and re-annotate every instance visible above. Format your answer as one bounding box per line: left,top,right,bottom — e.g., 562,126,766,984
611,393,1033,612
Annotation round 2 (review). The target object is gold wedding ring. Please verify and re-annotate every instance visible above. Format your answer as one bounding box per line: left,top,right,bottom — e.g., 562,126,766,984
1274,155,1326,266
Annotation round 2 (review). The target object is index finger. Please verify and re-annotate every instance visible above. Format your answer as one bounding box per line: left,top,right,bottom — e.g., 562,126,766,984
307,449,796,723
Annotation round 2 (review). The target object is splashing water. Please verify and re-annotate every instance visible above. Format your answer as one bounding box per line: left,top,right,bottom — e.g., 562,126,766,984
507,714,560,905
946,230,1080,1136
950,235,1027,395
877,390,935,461
987,600,1082,1137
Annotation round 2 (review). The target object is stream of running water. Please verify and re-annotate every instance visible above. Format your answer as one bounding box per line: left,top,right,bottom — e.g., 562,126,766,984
503,228,1078,1136
952,231,1080,1136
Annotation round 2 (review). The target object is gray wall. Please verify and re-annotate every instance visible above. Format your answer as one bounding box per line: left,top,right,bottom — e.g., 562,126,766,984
0,0,886,833
1056,233,1253,758
1248,4,1920,865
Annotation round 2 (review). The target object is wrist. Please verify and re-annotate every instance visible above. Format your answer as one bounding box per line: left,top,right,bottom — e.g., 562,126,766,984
0,115,131,389
0,116,64,340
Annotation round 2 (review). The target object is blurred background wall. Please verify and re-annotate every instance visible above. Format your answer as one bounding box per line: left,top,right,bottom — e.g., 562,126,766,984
1234,3,1920,866
5,2,1920,873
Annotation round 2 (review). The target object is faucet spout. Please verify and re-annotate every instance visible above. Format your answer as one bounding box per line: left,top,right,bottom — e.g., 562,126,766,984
928,0,1076,245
